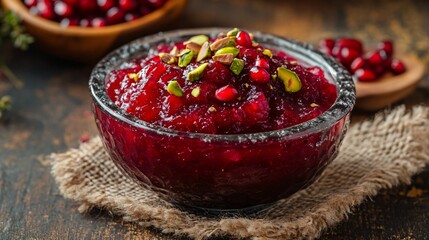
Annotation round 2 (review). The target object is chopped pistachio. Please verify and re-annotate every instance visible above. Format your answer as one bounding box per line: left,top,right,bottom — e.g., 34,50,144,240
310,103,319,107
237,97,242,101
178,49,191,56
210,37,236,52
186,35,209,45
187,63,209,82
167,80,183,97
262,49,273,58
215,47,239,57
252,42,259,47
159,53,177,64
227,28,240,37
170,46,179,56
178,51,195,67
244,83,250,88
289,60,298,65
127,73,139,82
269,84,274,90
229,58,244,75
186,41,201,54
249,33,254,40
191,87,201,98
196,41,211,62
277,67,302,93
212,53,234,65
271,74,277,80
208,106,217,112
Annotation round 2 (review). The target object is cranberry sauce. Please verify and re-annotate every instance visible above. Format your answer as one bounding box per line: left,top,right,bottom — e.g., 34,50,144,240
106,29,337,134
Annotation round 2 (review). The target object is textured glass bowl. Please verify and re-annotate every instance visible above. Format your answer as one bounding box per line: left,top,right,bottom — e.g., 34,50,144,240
89,28,355,213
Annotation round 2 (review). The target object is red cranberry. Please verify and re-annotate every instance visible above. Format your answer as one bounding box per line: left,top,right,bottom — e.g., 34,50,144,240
119,0,137,12
36,0,55,20
24,0,37,8
236,31,253,47
255,57,270,69
319,38,335,49
106,7,125,24
215,85,238,102
60,18,79,27
97,0,116,12
377,40,393,57
337,47,360,67
125,13,140,21
91,17,107,27
390,59,406,75
367,50,388,67
354,69,376,82
350,57,366,73
79,0,98,13
335,38,363,54
54,1,73,18
249,66,270,83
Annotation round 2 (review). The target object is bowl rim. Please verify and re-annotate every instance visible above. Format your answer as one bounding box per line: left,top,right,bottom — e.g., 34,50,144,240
2,0,188,36
89,27,356,142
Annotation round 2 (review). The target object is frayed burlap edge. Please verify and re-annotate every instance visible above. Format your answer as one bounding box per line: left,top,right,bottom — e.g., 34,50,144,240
51,105,429,240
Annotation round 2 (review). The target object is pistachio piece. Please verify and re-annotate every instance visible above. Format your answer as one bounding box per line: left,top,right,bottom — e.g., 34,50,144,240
186,41,201,54
127,73,139,82
178,49,191,56
178,51,195,67
196,41,211,62
212,53,234,65
310,103,319,107
187,63,209,82
252,42,259,47
159,53,177,64
227,28,240,37
229,58,244,75
277,67,302,93
208,106,217,112
214,47,239,57
170,46,179,56
191,87,201,97
271,74,277,80
262,49,273,58
186,35,209,45
210,37,236,52
167,80,183,97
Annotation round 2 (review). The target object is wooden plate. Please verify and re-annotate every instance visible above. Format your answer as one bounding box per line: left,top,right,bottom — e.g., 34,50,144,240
355,55,425,111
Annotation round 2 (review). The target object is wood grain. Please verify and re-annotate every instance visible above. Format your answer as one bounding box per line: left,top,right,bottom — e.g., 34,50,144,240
1,0,429,239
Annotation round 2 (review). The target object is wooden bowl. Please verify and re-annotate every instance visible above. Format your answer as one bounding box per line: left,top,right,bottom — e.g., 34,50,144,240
1,0,188,62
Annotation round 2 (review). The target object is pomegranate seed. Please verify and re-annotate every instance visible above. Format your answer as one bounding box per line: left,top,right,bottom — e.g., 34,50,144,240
60,18,79,27
54,1,73,18
119,0,137,11
337,47,360,67
97,0,116,12
377,40,393,57
335,38,363,53
390,59,406,75
319,46,333,56
215,85,239,102
354,69,376,82
91,17,107,27
249,66,270,83
79,0,97,13
24,0,37,8
106,7,125,24
79,18,91,27
236,31,253,47
146,0,166,8
350,57,366,73
373,65,386,77
367,50,388,67
125,13,140,21
319,38,335,49
36,0,55,20
255,57,270,69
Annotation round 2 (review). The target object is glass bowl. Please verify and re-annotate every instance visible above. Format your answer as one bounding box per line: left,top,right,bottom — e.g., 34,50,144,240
89,28,355,213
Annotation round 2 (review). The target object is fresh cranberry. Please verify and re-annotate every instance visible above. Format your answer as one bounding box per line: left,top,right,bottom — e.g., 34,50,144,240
337,47,360,68
125,13,140,21
203,61,232,85
236,31,253,47
366,50,388,67
54,1,73,18
377,40,393,57
36,0,55,20
255,57,270,69
106,7,125,24
335,38,363,53
354,69,376,82
60,17,79,27
249,66,270,83
91,17,107,27
390,59,406,75
215,85,239,102
78,0,98,13
79,18,91,27
119,0,137,12
350,57,366,73
97,0,116,12
319,38,335,49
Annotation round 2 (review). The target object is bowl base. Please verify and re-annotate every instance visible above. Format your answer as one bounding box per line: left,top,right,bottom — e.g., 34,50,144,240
174,202,274,217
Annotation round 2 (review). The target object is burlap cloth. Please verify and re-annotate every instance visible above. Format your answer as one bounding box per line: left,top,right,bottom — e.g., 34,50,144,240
51,105,429,240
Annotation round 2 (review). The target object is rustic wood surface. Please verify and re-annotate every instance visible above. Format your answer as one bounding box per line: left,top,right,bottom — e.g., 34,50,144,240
1,0,429,239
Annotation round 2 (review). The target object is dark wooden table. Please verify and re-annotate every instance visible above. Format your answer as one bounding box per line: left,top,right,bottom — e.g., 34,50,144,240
1,0,429,239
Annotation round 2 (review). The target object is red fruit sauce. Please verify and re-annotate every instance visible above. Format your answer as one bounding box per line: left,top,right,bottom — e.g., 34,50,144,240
106,33,337,135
